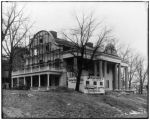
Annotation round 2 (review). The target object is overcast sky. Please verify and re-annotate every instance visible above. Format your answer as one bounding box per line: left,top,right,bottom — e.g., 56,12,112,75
5,2,148,58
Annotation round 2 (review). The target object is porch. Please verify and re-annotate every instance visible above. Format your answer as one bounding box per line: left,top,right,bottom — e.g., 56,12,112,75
12,73,61,90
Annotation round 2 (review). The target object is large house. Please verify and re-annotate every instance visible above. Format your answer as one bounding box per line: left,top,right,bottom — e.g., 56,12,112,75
11,30,128,93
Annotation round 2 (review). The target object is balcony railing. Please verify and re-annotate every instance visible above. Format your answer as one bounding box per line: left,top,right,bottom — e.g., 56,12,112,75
12,64,63,76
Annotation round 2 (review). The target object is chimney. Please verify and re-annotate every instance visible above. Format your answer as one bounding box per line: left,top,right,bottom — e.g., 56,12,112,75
50,31,57,38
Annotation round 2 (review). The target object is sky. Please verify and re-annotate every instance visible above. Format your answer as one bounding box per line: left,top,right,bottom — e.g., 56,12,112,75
4,1,148,59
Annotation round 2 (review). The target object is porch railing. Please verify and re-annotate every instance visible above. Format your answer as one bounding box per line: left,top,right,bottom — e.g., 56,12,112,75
12,63,63,76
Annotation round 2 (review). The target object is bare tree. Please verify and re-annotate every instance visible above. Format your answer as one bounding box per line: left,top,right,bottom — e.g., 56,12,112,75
63,13,112,91
113,42,139,90
135,57,147,94
128,54,140,89
2,2,32,84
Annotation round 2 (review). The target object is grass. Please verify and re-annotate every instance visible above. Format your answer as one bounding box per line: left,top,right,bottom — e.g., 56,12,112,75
2,87,148,118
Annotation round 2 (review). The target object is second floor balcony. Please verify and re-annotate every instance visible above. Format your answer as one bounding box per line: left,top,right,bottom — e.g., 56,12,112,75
12,63,64,76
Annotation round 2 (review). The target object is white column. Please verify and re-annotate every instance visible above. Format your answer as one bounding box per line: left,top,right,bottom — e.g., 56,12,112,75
11,78,13,88
118,63,121,90
74,57,77,71
104,61,107,89
31,66,33,72
94,61,97,76
104,61,107,78
125,67,128,90
31,76,33,88
24,77,26,85
38,75,41,89
114,64,118,90
47,74,50,90
17,78,19,87
99,60,103,78
60,47,63,69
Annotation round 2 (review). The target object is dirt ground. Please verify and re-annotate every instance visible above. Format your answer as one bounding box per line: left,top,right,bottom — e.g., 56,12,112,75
2,88,148,118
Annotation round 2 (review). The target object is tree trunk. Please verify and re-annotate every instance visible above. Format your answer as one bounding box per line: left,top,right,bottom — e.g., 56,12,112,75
129,79,131,90
75,57,83,92
129,73,132,90
140,82,143,94
75,68,82,91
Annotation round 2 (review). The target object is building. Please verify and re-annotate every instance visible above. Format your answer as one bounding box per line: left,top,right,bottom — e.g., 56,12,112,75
11,30,128,93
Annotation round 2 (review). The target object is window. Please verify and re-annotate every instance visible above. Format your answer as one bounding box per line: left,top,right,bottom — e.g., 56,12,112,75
40,38,43,43
39,60,43,64
86,81,89,86
46,44,49,52
100,82,103,86
55,59,61,68
93,81,97,85
34,49,37,56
